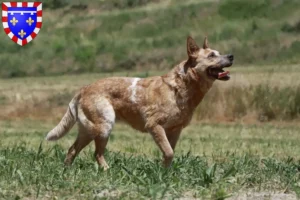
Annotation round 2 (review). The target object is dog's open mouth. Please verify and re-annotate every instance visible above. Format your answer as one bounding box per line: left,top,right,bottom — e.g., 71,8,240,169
207,67,230,81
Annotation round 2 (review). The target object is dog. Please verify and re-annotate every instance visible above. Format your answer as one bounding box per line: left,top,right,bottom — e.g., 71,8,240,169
46,36,234,169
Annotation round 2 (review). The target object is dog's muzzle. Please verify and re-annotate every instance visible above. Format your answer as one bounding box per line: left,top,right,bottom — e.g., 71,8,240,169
207,54,234,81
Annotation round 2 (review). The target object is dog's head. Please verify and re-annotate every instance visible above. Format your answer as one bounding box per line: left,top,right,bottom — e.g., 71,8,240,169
185,36,234,81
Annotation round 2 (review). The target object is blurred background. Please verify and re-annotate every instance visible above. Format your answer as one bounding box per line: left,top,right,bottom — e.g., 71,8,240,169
1,0,300,123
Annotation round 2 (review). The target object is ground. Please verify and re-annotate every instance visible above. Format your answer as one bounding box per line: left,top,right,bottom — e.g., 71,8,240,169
1,120,300,199
1,66,300,199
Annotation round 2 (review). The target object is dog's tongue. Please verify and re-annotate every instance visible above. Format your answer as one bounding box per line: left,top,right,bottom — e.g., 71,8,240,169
218,71,230,78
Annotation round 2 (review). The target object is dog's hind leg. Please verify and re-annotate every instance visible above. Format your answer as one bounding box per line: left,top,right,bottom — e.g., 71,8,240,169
64,97,115,168
94,136,110,170
92,98,115,170
93,114,114,170
64,124,93,166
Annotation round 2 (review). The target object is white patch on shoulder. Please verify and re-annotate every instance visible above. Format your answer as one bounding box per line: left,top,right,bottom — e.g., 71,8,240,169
129,78,141,103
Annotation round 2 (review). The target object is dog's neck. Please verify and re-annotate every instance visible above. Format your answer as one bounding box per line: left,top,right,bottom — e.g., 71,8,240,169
163,61,214,109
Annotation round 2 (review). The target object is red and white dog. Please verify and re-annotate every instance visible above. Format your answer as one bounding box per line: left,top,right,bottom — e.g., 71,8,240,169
46,36,234,169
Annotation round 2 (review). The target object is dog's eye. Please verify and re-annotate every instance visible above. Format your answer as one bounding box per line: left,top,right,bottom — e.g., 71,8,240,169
208,52,216,58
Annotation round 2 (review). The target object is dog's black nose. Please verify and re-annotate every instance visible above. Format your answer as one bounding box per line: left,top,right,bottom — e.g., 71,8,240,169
228,54,234,61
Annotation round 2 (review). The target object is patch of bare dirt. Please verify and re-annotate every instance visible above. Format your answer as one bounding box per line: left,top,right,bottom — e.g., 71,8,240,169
228,191,297,200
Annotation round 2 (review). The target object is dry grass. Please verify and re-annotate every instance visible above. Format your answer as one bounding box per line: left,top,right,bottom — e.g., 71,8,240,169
1,66,300,122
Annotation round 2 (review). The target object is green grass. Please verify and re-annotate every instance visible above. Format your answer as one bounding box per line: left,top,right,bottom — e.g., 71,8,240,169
1,121,300,199
1,0,300,78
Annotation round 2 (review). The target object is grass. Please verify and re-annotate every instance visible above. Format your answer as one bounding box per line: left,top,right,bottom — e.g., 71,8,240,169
1,68,300,198
1,0,300,77
1,121,300,199
1,67,300,122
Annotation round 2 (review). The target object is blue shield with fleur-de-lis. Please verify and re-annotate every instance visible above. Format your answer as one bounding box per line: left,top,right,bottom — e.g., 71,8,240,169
2,2,42,46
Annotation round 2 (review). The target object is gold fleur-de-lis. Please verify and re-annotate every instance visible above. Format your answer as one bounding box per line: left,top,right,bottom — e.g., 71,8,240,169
10,17,18,26
18,29,26,38
26,17,34,26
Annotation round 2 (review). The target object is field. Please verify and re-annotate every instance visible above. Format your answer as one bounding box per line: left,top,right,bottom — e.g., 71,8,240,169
1,120,300,199
1,0,300,199
1,68,300,199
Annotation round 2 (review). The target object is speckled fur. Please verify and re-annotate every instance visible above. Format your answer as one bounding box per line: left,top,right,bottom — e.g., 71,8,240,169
46,37,233,169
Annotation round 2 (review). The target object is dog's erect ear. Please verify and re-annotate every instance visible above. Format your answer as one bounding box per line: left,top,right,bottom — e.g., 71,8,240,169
203,37,209,49
187,36,200,58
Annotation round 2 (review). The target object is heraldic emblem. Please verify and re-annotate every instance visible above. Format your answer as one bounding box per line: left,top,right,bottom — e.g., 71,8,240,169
2,2,42,46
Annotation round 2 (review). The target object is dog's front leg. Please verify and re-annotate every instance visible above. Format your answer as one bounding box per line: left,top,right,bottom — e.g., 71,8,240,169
166,129,182,150
147,124,174,167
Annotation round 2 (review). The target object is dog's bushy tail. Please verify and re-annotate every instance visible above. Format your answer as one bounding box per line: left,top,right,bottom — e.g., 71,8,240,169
45,93,80,141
